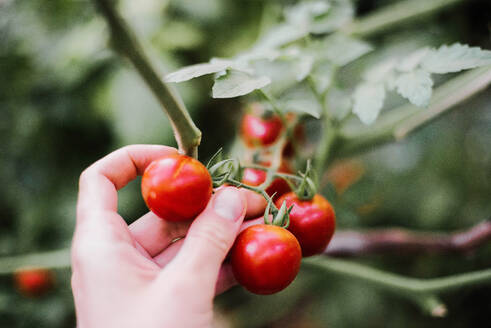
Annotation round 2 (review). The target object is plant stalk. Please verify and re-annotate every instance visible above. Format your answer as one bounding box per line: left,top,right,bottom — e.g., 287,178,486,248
342,0,464,38
92,0,201,157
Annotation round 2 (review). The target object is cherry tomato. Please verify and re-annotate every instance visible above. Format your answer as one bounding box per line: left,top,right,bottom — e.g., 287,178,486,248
276,192,336,257
241,161,292,199
230,224,301,295
141,154,212,222
241,112,283,147
14,268,54,297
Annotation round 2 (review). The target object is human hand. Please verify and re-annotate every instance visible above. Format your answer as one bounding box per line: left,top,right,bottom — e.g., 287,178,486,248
72,145,265,328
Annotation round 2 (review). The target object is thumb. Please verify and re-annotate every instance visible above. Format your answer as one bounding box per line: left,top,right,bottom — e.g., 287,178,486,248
170,187,246,286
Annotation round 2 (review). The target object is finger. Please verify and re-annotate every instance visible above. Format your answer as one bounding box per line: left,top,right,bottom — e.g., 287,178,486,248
239,216,263,232
152,239,237,295
215,263,237,295
129,212,190,257
152,216,264,267
153,238,184,267
166,187,246,289
240,189,267,219
77,144,177,218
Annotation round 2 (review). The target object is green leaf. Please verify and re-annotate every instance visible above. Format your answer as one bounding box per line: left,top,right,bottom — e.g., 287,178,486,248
278,82,323,118
252,54,313,96
310,61,335,94
285,1,330,27
212,70,271,98
254,23,309,50
294,55,315,81
364,59,397,82
422,43,491,74
326,87,352,120
397,47,429,72
310,0,354,34
165,59,234,83
395,69,434,107
314,34,372,66
352,83,386,124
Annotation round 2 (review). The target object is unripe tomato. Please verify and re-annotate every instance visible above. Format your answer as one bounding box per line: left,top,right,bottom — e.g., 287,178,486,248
141,154,212,222
14,268,54,297
240,112,283,147
276,193,336,257
231,224,301,295
241,161,292,199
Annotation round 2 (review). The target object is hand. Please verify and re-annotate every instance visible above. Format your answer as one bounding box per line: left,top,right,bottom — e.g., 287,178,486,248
72,145,265,328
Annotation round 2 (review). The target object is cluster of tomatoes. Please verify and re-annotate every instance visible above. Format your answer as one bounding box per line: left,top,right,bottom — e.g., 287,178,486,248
141,103,336,295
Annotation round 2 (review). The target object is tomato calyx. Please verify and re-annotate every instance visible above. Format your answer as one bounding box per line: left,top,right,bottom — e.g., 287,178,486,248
206,148,241,188
263,196,292,228
207,148,298,227
293,160,318,201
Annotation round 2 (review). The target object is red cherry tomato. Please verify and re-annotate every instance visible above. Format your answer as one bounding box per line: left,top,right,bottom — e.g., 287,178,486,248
141,154,212,222
241,112,283,147
276,192,336,257
231,224,302,295
241,161,292,199
14,268,54,297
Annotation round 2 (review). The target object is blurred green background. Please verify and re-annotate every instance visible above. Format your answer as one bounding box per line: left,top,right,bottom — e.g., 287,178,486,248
0,0,490,327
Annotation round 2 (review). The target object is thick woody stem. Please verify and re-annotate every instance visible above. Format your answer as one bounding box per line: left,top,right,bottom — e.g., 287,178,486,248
326,220,491,257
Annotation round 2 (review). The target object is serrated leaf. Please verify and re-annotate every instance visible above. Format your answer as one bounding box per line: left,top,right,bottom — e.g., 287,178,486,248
252,55,313,96
212,70,271,98
364,59,397,82
310,0,354,34
397,47,429,72
314,34,372,66
422,43,491,74
285,1,330,27
295,55,314,81
310,61,335,93
254,23,309,50
394,69,433,107
165,60,233,82
278,82,322,118
326,87,352,120
352,83,385,124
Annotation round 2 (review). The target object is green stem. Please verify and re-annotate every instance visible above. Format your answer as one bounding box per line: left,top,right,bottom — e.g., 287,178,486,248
92,0,201,157
226,178,279,213
242,164,303,182
304,257,491,316
0,249,70,275
336,66,491,158
342,0,464,38
314,118,337,175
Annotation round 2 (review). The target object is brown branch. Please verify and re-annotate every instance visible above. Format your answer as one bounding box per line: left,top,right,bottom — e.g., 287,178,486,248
325,220,491,257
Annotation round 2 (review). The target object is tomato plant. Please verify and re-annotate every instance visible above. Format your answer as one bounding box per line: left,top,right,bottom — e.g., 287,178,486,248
141,154,213,221
276,192,336,257
230,224,302,295
14,268,54,297
241,161,292,198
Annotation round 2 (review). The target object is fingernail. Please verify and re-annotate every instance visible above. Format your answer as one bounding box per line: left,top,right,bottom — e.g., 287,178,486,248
213,188,244,221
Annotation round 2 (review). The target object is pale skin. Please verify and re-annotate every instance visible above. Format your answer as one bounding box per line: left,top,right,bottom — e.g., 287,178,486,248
72,145,264,328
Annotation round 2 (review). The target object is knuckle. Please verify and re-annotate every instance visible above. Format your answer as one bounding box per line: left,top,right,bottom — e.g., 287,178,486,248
78,167,97,189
